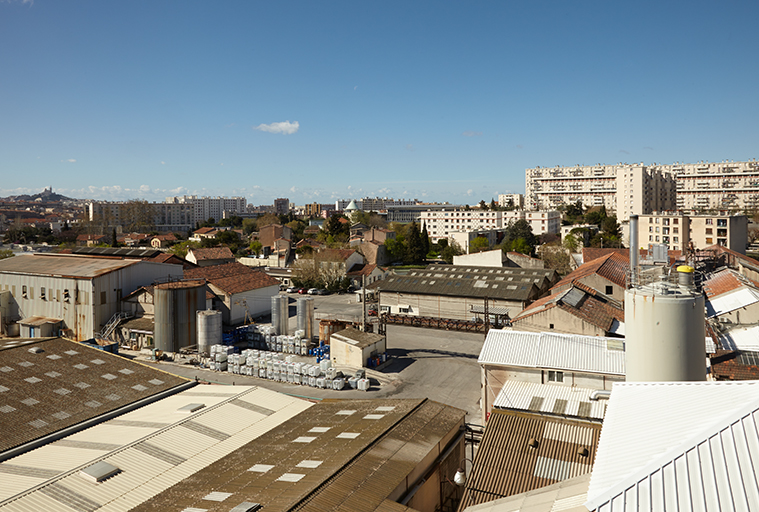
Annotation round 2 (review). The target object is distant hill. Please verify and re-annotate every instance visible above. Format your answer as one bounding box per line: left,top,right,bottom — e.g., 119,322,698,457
1,187,74,202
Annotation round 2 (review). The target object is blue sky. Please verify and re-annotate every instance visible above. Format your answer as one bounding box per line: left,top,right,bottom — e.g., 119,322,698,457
2,1,758,206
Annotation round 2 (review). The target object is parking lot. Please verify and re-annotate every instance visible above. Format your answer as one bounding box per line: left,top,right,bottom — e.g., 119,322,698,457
143,292,485,423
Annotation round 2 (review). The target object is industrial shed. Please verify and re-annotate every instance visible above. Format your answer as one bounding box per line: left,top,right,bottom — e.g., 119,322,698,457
330,326,387,368
373,265,559,321
0,254,182,340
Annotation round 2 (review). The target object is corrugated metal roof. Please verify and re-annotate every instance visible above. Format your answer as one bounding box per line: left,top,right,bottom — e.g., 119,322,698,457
493,381,607,420
0,254,139,279
375,265,558,301
131,398,465,512
478,330,626,376
72,247,163,259
0,338,188,456
0,386,311,511
586,381,759,512
458,409,601,510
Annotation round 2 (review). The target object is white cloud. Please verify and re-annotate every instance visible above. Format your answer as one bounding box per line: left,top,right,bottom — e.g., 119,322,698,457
466,189,473,196
290,186,297,193
160,161,166,165
253,120,300,135
62,159,76,163
462,131,482,137
354,85,358,91
405,144,414,151
139,185,150,193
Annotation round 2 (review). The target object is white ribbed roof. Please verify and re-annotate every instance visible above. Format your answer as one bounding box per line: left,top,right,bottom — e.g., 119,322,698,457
586,381,759,512
479,330,625,376
493,380,607,420
0,385,311,511
717,324,759,352
706,287,759,318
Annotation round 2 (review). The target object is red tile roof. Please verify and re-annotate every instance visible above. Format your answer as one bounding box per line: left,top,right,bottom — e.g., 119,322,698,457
513,285,623,332
318,248,357,261
702,268,759,298
703,245,759,269
193,227,216,235
188,246,235,261
582,248,629,264
146,252,197,269
555,252,629,290
346,263,379,277
185,262,280,294
710,350,759,380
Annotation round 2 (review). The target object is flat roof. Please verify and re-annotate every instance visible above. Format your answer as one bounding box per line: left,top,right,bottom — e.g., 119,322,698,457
132,398,465,512
330,326,385,348
0,338,188,455
0,254,140,279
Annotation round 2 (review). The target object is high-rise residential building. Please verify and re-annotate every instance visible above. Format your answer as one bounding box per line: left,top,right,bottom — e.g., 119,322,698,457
525,160,759,220
165,195,246,225
274,198,290,216
335,197,419,212
634,212,747,253
497,193,524,209
88,201,195,233
421,208,560,243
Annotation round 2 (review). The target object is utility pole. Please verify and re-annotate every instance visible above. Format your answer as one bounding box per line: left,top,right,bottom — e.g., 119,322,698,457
484,296,490,337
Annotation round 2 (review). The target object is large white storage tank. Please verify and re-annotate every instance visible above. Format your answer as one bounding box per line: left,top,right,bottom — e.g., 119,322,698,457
197,309,222,356
297,297,314,341
270,294,289,336
624,266,706,382
154,279,206,353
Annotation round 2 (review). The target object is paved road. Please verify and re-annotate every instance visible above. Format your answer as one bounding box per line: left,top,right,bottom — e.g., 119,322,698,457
139,322,485,423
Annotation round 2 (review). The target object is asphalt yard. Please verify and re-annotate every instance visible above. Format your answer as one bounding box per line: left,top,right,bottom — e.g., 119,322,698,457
140,292,486,423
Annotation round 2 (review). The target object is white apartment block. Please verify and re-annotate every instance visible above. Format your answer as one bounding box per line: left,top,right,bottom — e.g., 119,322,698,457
635,212,747,254
526,160,759,220
497,193,524,209
88,201,194,233
335,197,420,211
166,195,246,225
421,209,559,243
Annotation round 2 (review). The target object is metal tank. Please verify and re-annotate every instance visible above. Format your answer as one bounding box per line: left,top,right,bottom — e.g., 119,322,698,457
154,280,206,353
624,266,706,382
270,294,289,336
297,297,314,341
197,309,222,356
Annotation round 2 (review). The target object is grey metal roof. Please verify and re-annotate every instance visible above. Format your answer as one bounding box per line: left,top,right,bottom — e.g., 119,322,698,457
479,329,626,376
132,398,465,512
375,265,557,301
0,338,188,456
493,380,607,420
0,254,139,279
72,247,163,258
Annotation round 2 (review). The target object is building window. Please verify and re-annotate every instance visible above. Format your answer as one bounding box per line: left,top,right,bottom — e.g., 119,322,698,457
649,226,653,233
673,219,678,224
549,323,554,329
706,219,713,225
717,219,727,227
40,287,46,300
605,285,613,295
101,291,107,305
706,228,712,234
548,370,564,383
674,237,679,243
22,285,27,299
673,228,679,234
706,237,713,244
663,219,669,226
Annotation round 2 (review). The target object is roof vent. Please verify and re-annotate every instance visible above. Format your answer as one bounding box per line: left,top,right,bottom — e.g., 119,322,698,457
80,461,120,483
527,438,539,449
229,503,262,512
28,347,44,354
578,447,589,457
177,403,205,413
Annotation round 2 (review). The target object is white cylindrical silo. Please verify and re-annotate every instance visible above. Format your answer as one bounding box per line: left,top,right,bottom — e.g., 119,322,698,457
624,267,706,382
197,310,222,356
270,294,289,336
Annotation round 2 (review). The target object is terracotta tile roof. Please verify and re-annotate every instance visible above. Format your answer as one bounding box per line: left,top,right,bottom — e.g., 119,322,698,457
710,350,759,380
146,252,197,269
556,252,629,290
508,251,543,262
184,262,279,294
152,233,177,241
318,248,357,261
582,248,629,263
702,267,759,298
513,285,624,331
704,244,759,269
346,263,378,277
193,226,216,235
188,246,234,261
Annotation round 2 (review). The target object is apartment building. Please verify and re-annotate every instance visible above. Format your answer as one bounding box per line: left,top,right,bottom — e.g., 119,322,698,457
165,195,246,225
88,201,195,233
635,212,747,253
506,210,561,236
335,197,420,211
274,197,290,216
497,193,524,209
420,208,503,242
526,160,759,220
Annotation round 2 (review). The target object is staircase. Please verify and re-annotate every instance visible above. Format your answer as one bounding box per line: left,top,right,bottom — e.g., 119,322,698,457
99,312,132,341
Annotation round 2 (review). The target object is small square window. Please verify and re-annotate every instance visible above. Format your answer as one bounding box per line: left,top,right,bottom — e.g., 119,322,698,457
548,370,564,383
605,286,613,295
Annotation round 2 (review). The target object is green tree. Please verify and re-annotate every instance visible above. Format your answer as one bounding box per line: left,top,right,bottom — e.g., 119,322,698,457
478,200,488,211
511,238,532,254
404,222,425,264
384,238,406,262
249,240,263,256
111,228,118,247
0,249,14,260
441,241,464,264
469,236,490,253
242,218,257,235
420,223,431,257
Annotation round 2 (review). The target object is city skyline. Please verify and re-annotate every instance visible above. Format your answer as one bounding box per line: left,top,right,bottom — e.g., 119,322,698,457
2,1,758,204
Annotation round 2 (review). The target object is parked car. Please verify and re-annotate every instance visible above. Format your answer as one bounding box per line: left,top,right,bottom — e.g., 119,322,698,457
307,288,319,295
297,288,308,294
286,286,299,293
316,289,329,295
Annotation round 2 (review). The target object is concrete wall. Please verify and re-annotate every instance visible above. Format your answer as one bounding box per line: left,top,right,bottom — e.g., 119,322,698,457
578,274,625,299
211,284,279,325
511,307,608,337
330,338,386,368
453,250,505,267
